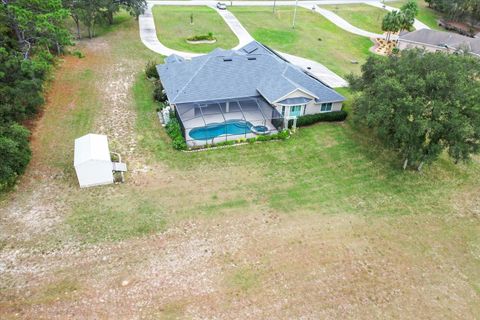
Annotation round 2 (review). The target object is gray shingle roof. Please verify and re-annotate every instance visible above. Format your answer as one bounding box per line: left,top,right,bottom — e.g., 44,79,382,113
400,29,480,55
158,41,345,104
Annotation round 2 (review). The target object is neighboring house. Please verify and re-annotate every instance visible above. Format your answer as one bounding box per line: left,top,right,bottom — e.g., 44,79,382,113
398,29,480,57
157,41,345,147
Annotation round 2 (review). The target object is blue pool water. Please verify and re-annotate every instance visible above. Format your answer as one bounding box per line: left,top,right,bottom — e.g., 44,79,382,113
252,125,269,133
189,119,253,140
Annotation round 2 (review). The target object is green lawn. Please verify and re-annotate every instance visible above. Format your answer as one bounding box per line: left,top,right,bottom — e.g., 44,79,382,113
321,4,386,34
229,6,373,77
389,0,444,30
134,75,480,218
152,5,238,53
3,12,480,318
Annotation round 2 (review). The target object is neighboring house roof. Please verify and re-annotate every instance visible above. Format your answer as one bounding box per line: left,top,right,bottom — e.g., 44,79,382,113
157,41,345,105
399,29,480,56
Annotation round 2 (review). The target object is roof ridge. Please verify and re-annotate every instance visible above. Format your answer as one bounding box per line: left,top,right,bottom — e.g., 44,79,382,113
171,56,212,102
281,65,320,99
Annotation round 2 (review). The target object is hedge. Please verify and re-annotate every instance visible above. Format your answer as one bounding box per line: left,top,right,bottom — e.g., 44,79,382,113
165,116,187,150
187,32,215,41
296,110,348,127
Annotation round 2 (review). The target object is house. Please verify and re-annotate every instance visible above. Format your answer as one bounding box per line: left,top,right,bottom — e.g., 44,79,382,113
156,41,345,147
398,29,480,57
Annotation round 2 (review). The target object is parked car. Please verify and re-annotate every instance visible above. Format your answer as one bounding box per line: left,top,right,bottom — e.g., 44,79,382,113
216,2,227,10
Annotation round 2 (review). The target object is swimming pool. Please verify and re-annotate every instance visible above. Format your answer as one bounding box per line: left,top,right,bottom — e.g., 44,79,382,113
189,119,253,140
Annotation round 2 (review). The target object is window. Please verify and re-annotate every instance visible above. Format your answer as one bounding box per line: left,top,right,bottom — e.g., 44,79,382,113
281,106,285,116
321,103,332,112
290,105,302,117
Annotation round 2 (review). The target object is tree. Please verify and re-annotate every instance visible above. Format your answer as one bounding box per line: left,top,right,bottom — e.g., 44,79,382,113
0,122,31,191
399,0,418,32
1,0,71,58
424,0,480,24
104,0,147,24
62,0,83,39
77,0,105,39
0,48,45,122
348,50,480,170
382,10,401,41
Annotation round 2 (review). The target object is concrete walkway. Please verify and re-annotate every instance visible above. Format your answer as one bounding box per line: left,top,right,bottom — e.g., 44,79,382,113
365,1,430,30
210,5,254,49
139,3,202,58
303,4,386,39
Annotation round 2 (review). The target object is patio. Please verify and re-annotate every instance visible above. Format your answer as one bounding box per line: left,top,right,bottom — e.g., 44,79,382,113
175,97,284,147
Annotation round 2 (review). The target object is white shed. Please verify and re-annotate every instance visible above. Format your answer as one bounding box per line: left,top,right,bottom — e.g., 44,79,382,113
74,134,114,188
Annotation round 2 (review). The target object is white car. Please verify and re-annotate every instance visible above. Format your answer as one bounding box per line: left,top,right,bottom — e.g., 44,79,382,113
216,2,227,10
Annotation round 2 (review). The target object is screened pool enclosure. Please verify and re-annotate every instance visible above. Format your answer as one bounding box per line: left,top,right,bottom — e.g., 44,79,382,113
175,97,285,148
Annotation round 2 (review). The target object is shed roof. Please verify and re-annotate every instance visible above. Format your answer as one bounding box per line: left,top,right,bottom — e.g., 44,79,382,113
74,134,111,166
158,41,345,105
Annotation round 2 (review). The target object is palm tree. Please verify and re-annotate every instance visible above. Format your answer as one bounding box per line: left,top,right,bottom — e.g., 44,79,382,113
399,0,418,32
382,11,401,41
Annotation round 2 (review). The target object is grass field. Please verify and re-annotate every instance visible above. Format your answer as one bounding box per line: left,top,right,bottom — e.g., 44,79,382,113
229,6,373,77
1,11,480,319
152,5,238,53
389,0,444,30
321,4,386,34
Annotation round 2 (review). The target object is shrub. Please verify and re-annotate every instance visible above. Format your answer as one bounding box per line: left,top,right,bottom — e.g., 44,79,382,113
153,81,166,102
165,116,187,150
296,110,348,127
276,130,291,140
187,33,215,41
391,47,400,55
145,60,159,80
215,140,236,147
72,50,85,58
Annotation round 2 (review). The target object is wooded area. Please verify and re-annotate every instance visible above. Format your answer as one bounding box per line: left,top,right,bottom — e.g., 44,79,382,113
0,0,146,190
426,0,480,24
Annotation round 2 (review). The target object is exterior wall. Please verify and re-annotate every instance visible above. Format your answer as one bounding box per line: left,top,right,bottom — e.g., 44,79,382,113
75,160,114,188
398,40,452,54
304,101,342,114
273,89,343,117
